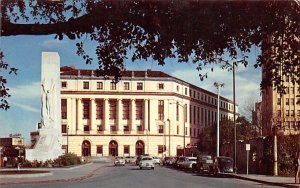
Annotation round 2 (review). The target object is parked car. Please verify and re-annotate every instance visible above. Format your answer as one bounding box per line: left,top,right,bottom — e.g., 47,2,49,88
181,157,197,170
136,155,143,165
193,155,214,174
125,156,136,164
139,156,155,170
172,156,180,168
114,156,125,166
152,156,161,165
176,156,186,169
162,156,174,166
212,156,234,175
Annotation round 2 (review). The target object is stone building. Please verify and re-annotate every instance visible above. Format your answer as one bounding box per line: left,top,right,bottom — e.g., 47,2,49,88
60,66,237,157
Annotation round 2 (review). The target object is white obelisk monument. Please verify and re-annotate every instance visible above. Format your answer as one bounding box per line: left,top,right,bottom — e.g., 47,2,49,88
26,52,64,161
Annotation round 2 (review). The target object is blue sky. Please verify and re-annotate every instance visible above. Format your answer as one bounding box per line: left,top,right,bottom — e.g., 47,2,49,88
0,35,262,143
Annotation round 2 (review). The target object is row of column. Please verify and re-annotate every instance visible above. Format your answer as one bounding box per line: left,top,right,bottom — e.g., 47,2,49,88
74,98,149,134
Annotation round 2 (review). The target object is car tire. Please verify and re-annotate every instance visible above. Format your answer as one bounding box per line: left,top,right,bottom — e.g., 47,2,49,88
152,167,154,170
140,167,142,170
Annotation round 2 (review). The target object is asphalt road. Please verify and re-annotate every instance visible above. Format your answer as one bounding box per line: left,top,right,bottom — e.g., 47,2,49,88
3,164,281,188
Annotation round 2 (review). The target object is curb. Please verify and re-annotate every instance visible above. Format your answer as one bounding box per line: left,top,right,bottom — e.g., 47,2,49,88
0,163,103,186
231,174,299,188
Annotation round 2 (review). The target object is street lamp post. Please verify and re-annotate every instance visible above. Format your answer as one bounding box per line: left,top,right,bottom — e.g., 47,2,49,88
169,102,186,156
67,126,69,154
214,82,224,157
233,62,237,172
167,119,171,156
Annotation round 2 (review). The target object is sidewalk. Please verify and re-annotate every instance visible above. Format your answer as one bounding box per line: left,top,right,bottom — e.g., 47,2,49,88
0,161,111,186
232,174,300,188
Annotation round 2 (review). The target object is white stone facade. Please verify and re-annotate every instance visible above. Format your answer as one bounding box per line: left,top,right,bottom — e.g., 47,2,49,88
60,67,237,157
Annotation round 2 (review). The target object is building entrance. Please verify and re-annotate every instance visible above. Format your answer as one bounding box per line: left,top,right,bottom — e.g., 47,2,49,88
82,140,91,156
109,140,118,156
135,140,145,156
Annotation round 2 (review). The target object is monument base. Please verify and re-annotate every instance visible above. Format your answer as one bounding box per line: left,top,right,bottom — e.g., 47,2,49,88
26,128,64,162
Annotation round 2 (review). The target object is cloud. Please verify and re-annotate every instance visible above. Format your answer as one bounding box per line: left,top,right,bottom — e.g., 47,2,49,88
10,82,40,99
9,101,40,113
40,39,68,49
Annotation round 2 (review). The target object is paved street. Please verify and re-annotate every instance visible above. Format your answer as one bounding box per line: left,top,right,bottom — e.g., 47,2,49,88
1,162,282,188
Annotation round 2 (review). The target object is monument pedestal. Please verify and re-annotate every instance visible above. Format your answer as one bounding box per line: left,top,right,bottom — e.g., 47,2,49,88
26,128,64,161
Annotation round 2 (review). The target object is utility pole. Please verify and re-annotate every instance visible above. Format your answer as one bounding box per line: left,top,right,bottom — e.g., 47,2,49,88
214,82,224,157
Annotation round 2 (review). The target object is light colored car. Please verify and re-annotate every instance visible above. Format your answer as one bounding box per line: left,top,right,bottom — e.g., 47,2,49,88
114,156,125,166
152,156,161,165
181,157,197,170
139,156,155,170
125,156,136,164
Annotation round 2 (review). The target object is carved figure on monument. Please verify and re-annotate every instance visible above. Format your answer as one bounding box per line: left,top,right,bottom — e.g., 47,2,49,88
41,78,55,128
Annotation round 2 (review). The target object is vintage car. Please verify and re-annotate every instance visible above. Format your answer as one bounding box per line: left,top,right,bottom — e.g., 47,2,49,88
152,156,161,165
139,156,155,170
212,156,234,175
114,156,125,166
180,157,197,170
192,155,214,174
162,156,175,166
125,156,136,164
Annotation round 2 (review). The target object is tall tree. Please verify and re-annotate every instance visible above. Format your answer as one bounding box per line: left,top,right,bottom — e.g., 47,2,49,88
1,1,299,109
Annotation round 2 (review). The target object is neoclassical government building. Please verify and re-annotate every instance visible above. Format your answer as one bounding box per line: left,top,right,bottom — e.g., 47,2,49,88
60,66,237,157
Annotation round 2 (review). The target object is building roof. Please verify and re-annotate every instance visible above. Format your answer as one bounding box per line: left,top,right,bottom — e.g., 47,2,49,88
60,66,236,104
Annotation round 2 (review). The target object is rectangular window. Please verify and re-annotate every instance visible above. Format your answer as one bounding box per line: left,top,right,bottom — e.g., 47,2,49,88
177,85,179,92
158,125,164,134
286,99,289,105
158,145,165,154
124,126,129,131
96,145,103,154
286,88,289,94
137,126,143,131
84,125,90,132
61,81,67,88
97,125,103,132
110,82,116,90
194,91,196,98
291,110,295,117
124,82,130,90
61,124,67,133
184,104,187,123
83,81,89,89
122,100,130,120
136,100,143,120
137,82,143,90
110,126,116,131
176,102,179,121
97,82,103,90
109,100,117,119
197,107,200,124
291,98,294,105
158,83,164,90
201,108,204,124
185,88,187,95
185,127,187,135
177,126,179,134
194,106,196,124
286,110,290,116
297,110,300,117
82,100,90,119
277,98,281,105
96,100,103,119
190,105,192,124
189,89,192,97
61,99,67,119
158,100,164,121
124,145,130,154
277,110,281,117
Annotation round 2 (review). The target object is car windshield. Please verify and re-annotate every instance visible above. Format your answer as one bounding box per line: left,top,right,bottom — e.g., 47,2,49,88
189,159,196,161
142,157,152,160
219,158,233,163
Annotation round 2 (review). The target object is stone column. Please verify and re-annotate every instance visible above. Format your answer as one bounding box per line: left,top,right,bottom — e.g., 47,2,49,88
117,99,123,134
130,99,136,134
90,98,97,134
77,98,83,133
104,99,109,134
144,99,148,134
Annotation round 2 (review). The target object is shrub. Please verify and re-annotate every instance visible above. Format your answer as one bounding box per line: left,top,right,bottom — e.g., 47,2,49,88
53,153,81,166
